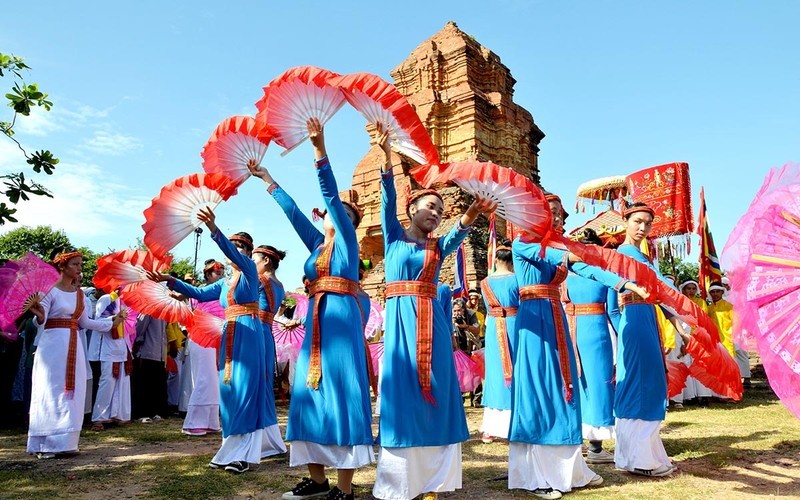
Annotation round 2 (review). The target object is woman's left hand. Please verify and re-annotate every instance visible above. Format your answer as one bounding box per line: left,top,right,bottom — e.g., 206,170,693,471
197,206,218,234
470,193,498,215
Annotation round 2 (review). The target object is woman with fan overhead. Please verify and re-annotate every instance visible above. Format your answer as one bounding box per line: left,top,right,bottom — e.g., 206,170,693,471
372,123,496,500
146,212,269,475
606,202,677,478
251,244,289,459
248,118,372,500
509,203,649,499
27,250,125,459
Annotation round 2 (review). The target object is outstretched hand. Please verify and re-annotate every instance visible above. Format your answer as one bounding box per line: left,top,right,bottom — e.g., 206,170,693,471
471,193,499,215
247,158,274,185
371,122,392,156
197,206,218,234
145,270,170,283
306,117,326,158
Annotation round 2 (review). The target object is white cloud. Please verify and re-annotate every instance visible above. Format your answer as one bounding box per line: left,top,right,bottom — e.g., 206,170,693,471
79,130,143,156
13,107,62,137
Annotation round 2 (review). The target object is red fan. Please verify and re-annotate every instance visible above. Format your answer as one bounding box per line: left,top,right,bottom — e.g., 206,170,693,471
186,308,224,349
201,116,271,191
428,161,554,240
368,341,384,379
453,349,482,392
120,281,192,324
471,347,486,379
255,66,346,155
684,327,743,400
94,250,173,293
332,73,439,166
0,253,60,328
142,173,237,258
666,360,690,399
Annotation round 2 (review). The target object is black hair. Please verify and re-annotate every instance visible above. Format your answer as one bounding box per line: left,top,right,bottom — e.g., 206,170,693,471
204,258,216,266
232,231,254,252
495,238,513,263
342,204,361,229
256,245,287,270
578,228,604,246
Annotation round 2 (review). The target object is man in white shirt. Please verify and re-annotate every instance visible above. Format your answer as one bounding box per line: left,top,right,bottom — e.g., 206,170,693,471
91,290,132,430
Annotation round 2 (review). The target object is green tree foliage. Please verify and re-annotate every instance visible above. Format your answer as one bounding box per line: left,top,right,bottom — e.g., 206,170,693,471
169,256,195,280
658,257,699,285
1,52,59,225
0,225,70,260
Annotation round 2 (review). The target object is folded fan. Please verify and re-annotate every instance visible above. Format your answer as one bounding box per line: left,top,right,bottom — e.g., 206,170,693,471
201,115,271,191
255,66,346,156
142,173,237,258
332,72,439,166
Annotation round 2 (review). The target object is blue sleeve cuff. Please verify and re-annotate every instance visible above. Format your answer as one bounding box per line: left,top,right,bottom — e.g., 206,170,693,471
456,220,470,233
267,182,278,194
314,155,330,169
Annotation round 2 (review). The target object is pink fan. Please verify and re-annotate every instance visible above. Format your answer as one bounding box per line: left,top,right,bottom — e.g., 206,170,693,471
94,250,173,293
142,173,237,258
368,341,384,379
0,253,60,328
186,308,224,349
120,281,192,324
194,299,225,319
122,304,139,351
201,115,271,191
255,66,346,156
332,73,439,166
272,318,305,363
364,298,384,341
453,349,482,393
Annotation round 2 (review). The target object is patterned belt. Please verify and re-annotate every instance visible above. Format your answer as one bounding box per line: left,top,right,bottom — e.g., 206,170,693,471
620,293,648,309
45,318,81,395
563,302,605,316
258,310,275,324
488,306,518,318
45,318,79,330
222,302,259,384
306,276,359,389
385,280,438,403
519,285,561,302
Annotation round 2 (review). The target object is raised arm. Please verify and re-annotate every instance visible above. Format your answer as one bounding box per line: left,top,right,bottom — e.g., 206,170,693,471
380,168,405,243
316,157,357,248
209,227,257,277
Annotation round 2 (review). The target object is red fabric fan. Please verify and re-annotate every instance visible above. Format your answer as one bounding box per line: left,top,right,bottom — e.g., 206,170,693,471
94,250,172,293
0,253,60,328
120,281,192,324
142,173,237,258
255,66,346,155
666,359,690,399
453,349,482,393
201,115,271,191
428,161,556,242
471,347,486,379
684,327,743,400
332,73,439,166
186,308,224,349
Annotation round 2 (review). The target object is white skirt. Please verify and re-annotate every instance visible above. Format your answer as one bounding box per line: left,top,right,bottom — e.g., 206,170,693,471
373,444,461,500
188,340,219,406
582,423,615,441
261,424,287,458
212,430,263,464
289,441,375,468
480,407,511,439
735,344,751,378
508,443,595,492
182,404,220,432
614,418,672,471
92,361,131,422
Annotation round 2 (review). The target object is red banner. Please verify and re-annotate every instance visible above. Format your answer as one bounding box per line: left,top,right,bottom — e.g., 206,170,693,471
625,162,693,238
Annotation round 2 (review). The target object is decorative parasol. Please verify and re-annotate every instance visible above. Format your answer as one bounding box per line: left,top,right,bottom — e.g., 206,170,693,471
201,115,271,192
0,253,60,329
567,209,627,247
142,173,237,258
575,175,627,213
255,66,346,156
332,72,439,166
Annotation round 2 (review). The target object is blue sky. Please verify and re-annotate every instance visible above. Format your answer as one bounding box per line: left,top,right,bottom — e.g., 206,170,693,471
1,1,797,289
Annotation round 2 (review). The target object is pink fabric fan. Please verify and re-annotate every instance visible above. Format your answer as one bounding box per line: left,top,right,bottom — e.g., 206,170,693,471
285,292,309,320
120,281,192,324
332,73,439,166
186,308,224,349
428,161,555,241
0,253,60,328
194,299,225,318
122,305,139,351
368,341,384,379
364,298,384,341
94,250,173,294
143,173,237,258
272,318,305,363
255,66,346,156
453,349,482,393
201,115,271,191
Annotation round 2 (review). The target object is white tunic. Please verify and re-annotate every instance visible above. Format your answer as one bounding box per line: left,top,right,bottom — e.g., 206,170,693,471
27,288,113,453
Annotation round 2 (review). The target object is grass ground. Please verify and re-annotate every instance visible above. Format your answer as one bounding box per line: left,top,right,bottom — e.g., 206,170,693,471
1,375,798,499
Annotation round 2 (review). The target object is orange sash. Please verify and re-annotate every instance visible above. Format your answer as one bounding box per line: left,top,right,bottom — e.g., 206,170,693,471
221,272,258,385
384,237,440,404
480,277,516,386
620,293,648,309
45,291,84,398
519,266,574,402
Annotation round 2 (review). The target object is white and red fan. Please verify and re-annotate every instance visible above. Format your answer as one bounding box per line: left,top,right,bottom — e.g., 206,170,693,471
431,161,553,238
142,173,237,258
255,66,346,156
186,308,224,349
120,281,192,325
332,73,439,166
94,250,173,293
201,115,271,191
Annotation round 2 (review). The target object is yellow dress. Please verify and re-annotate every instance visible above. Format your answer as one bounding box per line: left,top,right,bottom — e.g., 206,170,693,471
708,299,735,357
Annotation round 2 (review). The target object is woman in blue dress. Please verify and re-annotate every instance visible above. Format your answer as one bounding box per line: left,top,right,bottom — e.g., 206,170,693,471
147,210,268,475
509,195,649,498
252,245,288,459
249,119,372,500
371,124,496,500
607,202,676,477
561,228,619,464
479,240,517,443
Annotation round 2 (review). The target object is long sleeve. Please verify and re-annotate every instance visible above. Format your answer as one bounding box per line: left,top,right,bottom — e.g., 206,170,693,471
607,286,621,333
316,157,357,250
95,296,111,318
381,168,405,244
211,228,258,278
32,290,55,328
439,221,471,259
570,262,629,292
269,183,324,252
79,305,113,333
168,278,222,302
512,239,568,267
